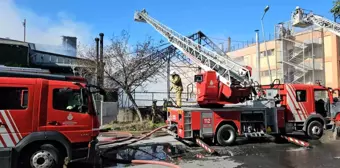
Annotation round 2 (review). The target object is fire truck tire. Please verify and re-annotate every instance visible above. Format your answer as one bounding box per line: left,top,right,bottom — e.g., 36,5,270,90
20,144,64,168
216,124,236,146
306,120,324,140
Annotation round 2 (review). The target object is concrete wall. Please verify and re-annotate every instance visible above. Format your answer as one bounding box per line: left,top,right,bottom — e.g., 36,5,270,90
95,100,119,125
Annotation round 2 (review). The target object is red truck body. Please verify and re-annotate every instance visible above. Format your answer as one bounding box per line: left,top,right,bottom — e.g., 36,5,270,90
166,71,339,146
0,71,101,168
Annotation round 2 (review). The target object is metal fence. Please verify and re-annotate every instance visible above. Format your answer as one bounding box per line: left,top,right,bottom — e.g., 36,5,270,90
119,91,196,108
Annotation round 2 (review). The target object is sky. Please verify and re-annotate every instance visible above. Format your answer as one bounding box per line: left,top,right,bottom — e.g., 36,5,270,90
0,0,335,103
0,0,335,48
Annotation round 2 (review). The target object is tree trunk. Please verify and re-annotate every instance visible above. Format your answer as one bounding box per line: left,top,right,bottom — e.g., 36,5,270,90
125,91,143,122
151,100,157,123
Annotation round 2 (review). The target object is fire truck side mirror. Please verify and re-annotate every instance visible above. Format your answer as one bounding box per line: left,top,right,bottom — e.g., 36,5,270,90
194,75,203,83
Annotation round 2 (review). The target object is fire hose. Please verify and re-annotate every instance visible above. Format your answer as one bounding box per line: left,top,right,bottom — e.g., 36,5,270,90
98,125,181,168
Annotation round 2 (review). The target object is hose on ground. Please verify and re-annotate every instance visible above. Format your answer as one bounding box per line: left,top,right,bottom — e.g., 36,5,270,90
100,125,168,154
97,131,133,143
100,125,171,163
132,160,180,168
101,158,180,168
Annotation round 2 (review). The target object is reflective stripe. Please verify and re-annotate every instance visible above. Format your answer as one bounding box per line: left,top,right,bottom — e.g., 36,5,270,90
286,86,303,121
0,110,19,143
287,84,308,119
289,85,308,119
0,118,15,147
6,110,22,139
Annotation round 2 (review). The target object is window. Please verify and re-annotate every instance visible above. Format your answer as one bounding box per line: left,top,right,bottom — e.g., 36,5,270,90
0,87,28,110
260,49,275,57
234,56,244,64
261,70,270,77
314,90,328,101
296,90,306,102
53,88,88,113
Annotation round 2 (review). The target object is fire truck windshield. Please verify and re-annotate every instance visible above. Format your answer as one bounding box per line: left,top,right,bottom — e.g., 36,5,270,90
53,88,89,113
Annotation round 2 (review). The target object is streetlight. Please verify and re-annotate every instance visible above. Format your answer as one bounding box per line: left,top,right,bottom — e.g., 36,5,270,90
261,5,272,82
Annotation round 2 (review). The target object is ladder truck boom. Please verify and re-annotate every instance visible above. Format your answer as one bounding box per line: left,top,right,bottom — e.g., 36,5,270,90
292,7,340,36
134,9,252,87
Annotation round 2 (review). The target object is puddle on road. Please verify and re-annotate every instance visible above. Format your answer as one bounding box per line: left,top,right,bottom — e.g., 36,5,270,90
101,142,187,167
285,147,310,152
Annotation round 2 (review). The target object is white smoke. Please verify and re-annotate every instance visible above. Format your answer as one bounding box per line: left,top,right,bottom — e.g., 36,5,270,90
0,0,93,50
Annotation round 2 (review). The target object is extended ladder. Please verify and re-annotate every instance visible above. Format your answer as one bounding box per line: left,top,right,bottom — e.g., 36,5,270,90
292,8,340,37
134,9,251,87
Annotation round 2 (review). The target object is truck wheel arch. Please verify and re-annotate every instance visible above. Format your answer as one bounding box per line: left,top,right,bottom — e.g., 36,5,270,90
14,131,72,160
215,120,238,135
303,114,326,132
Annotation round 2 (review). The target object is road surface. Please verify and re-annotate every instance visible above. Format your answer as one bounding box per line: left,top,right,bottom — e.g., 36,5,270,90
71,133,340,168
126,135,340,168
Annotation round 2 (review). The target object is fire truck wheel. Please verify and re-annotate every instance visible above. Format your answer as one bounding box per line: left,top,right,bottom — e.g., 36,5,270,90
216,124,236,146
21,144,64,168
306,120,324,140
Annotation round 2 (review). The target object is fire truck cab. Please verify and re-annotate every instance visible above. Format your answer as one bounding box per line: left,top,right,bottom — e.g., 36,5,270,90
0,67,103,168
166,71,339,146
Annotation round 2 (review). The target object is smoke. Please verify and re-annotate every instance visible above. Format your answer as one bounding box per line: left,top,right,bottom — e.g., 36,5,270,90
0,0,93,55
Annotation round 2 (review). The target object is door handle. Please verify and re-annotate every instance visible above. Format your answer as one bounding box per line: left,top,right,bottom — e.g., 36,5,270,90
48,121,60,126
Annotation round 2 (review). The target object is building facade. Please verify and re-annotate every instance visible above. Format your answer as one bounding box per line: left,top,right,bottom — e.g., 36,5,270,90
227,24,339,89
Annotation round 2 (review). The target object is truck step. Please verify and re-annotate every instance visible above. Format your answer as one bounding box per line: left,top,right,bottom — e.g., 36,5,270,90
244,132,266,137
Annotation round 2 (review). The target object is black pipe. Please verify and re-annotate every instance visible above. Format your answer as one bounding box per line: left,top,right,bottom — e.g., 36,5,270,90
99,33,104,87
95,37,100,86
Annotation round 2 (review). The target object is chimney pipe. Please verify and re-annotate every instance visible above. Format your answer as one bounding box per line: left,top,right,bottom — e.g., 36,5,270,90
255,30,261,83
95,37,100,86
99,33,104,87
227,37,231,52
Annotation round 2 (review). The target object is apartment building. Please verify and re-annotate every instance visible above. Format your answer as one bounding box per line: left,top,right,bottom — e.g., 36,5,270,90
227,24,339,89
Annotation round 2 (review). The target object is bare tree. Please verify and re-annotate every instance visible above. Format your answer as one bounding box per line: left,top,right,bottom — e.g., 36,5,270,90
77,30,165,122
75,43,97,80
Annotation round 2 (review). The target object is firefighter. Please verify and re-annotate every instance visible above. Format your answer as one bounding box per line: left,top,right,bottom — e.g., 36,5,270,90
170,71,183,107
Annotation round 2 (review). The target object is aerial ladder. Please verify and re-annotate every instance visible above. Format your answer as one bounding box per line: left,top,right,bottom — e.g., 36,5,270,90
134,9,252,89
292,7,340,36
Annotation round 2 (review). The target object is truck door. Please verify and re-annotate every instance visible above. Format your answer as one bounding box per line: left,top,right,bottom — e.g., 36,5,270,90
286,84,311,121
0,85,33,147
45,84,93,143
314,89,329,117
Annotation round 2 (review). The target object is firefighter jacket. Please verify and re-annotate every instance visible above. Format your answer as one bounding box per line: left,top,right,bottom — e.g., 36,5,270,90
170,74,183,92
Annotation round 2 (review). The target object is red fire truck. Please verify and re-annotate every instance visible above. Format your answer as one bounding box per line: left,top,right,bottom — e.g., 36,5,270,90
133,9,340,146
0,66,103,168
166,71,340,146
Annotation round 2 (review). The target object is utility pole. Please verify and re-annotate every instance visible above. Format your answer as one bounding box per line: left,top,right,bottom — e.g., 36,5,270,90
23,19,26,42
261,5,272,82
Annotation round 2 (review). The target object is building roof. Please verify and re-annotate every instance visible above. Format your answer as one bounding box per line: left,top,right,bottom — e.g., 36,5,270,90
0,38,29,47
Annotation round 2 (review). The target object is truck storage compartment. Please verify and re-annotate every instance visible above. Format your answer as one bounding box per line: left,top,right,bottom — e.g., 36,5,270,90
241,110,265,134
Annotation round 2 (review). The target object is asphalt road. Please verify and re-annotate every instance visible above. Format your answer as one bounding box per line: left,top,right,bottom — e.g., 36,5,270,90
71,134,340,168
126,135,340,168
